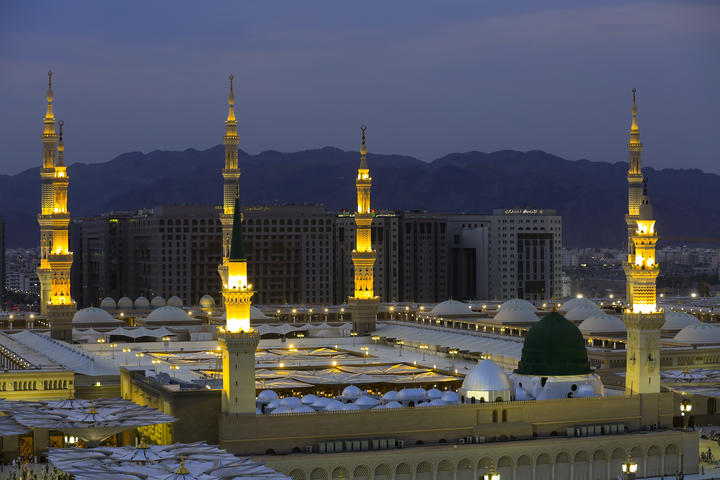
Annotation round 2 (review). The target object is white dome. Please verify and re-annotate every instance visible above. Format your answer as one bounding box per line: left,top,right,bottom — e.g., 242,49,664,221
397,388,427,402
301,394,318,405
100,297,116,310
117,297,133,309
269,406,293,415
374,401,403,409
199,295,215,309
72,307,121,325
310,397,330,410
498,299,537,312
674,323,720,344
341,385,362,400
662,311,701,331
429,300,473,317
145,306,193,324
461,359,511,393
382,390,398,401
150,296,166,308
578,313,626,334
167,296,183,307
561,298,599,312
340,403,361,411
491,308,539,324
441,391,460,403
279,397,302,408
427,388,442,400
292,405,316,414
354,395,380,409
565,305,601,321
324,399,344,411
134,296,150,309
257,390,278,404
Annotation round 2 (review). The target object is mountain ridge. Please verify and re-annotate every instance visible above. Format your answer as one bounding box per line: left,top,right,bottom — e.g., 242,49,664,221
1,145,718,248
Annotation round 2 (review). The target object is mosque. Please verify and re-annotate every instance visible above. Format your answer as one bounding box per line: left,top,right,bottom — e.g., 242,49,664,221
26,75,701,479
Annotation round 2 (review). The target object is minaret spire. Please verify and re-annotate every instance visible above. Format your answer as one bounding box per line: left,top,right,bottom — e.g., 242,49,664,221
623,88,644,305
219,74,242,290
37,75,75,341
621,95,663,397
349,125,379,334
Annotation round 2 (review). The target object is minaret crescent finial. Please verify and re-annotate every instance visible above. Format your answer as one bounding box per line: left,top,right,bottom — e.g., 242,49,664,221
632,88,636,105
58,120,64,139
48,70,53,88
229,74,234,92
361,125,367,144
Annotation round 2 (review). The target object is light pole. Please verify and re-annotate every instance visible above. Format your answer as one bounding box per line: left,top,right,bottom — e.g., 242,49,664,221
621,454,638,480
449,348,458,369
396,339,404,357
360,346,369,363
680,398,692,430
136,352,144,366
419,344,429,361
483,462,500,480
110,343,118,360
350,331,358,346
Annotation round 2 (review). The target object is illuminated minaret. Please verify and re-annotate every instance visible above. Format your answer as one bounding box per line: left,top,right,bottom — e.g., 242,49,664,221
37,72,76,341
219,197,259,415
218,75,241,289
348,126,379,334
623,88,644,304
622,171,663,395
37,71,57,315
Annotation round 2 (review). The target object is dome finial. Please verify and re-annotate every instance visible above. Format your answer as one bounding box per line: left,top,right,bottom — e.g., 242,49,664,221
359,125,368,167
632,87,636,105
175,456,190,474
226,74,236,122
48,70,53,88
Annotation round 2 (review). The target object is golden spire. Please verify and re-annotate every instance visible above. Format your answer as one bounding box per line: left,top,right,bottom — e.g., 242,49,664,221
57,120,65,166
359,125,368,169
629,88,640,144
88,399,97,414
44,71,55,133
226,74,236,124
174,456,190,474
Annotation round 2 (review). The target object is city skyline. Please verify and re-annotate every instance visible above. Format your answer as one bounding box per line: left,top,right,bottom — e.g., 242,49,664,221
1,1,719,174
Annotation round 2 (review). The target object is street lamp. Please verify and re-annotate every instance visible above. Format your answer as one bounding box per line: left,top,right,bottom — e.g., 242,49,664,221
483,462,500,480
419,344,429,361
350,331,358,346
396,339,404,357
621,454,638,480
680,398,692,429
109,343,118,360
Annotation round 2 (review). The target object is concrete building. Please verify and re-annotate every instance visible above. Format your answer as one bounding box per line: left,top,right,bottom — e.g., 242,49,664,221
447,215,489,300
488,208,562,301
243,205,336,305
399,212,448,303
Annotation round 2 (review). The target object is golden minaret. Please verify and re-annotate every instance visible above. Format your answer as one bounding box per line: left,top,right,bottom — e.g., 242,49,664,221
218,74,241,289
348,126,379,334
219,196,259,415
623,88,644,305
36,72,75,341
621,91,663,396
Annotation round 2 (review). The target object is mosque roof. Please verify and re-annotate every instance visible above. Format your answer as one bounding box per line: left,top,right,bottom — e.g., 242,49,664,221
461,359,511,392
144,306,195,324
428,300,473,317
515,311,592,376
491,307,539,324
117,297,133,309
578,313,626,334
565,305,602,322
134,296,150,309
150,296,166,308
72,307,123,326
673,323,720,344
560,297,599,312
199,295,216,308
167,296,183,307
662,311,701,331
498,299,537,312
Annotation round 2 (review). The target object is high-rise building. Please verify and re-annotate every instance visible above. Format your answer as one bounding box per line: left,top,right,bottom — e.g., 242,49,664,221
36,72,75,341
349,127,379,334
70,212,133,307
488,208,562,301
399,212,449,303
126,205,222,305
0,217,5,306
242,205,336,305
446,215,489,300
621,90,664,397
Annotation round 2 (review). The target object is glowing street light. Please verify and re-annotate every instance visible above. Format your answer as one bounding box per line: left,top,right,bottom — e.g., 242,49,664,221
621,454,638,479
483,462,500,480
419,344,429,361
680,398,692,429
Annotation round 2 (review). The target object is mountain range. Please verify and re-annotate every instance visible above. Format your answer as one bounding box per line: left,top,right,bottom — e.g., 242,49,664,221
1,145,718,249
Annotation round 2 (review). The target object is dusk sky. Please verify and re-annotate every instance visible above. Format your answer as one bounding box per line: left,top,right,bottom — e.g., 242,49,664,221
1,1,718,175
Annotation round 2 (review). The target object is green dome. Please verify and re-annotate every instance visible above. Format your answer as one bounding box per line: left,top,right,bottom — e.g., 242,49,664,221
515,311,592,376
